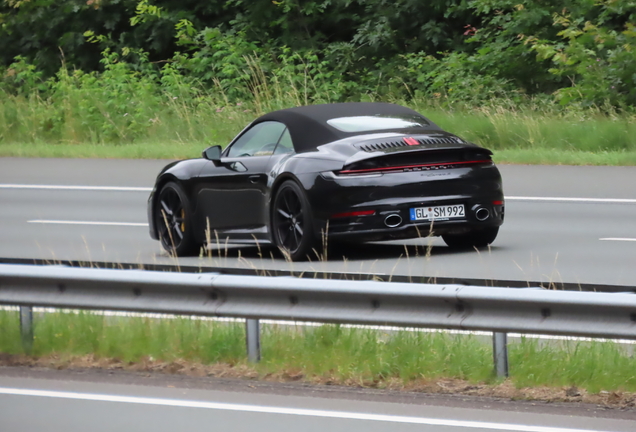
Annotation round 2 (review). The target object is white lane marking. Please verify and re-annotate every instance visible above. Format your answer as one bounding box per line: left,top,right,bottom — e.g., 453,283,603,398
506,196,636,204
319,270,388,276
600,238,636,242
1,185,635,204
28,220,148,227
0,387,609,432
0,184,151,192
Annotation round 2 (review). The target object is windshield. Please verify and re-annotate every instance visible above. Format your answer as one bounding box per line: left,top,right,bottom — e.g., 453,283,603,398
327,115,430,133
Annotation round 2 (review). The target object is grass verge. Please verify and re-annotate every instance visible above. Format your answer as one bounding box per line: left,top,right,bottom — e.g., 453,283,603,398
3,142,636,166
1,97,635,165
494,149,636,166
2,309,636,402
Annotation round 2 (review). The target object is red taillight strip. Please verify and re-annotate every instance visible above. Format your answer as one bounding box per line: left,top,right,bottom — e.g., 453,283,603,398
339,159,492,175
331,210,376,219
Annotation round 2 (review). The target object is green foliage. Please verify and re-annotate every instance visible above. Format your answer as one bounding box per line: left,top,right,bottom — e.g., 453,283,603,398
174,27,259,99
527,2,636,108
0,0,636,110
1,49,634,160
0,48,167,142
399,51,519,105
0,0,635,142
0,55,49,94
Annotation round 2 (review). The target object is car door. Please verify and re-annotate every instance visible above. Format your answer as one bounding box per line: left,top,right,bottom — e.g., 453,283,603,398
193,121,287,241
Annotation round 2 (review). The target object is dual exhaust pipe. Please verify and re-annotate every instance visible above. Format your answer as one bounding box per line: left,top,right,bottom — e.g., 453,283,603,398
382,205,491,228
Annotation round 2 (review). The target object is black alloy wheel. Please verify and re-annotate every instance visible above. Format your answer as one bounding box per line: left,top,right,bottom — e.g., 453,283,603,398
442,227,499,250
272,180,315,261
155,181,198,256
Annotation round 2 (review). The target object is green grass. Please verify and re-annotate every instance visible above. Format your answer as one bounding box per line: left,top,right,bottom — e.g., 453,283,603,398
2,95,634,165
494,149,636,166
3,142,635,166
261,323,493,384
2,310,635,394
427,106,636,154
0,141,203,159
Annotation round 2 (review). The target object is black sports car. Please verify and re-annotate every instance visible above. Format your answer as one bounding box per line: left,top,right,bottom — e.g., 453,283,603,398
148,102,504,260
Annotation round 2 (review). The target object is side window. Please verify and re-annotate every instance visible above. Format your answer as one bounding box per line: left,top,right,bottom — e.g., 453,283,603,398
226,121,286,158
273,128,294,154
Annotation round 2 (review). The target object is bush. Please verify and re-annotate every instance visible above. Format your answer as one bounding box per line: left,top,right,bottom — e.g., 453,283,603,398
1,0,634,110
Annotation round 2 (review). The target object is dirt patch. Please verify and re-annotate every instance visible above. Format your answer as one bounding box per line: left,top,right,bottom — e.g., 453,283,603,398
1,353,634,409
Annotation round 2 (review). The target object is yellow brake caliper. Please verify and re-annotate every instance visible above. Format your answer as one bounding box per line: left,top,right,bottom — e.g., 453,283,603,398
180,209,185,232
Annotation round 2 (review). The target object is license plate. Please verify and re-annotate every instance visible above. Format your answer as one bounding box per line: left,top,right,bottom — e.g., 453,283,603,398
409,204,465,221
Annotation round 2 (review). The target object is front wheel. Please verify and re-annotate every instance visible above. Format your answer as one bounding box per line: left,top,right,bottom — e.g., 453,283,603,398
272,180,315,261
155,181,199,256
442,227,499,250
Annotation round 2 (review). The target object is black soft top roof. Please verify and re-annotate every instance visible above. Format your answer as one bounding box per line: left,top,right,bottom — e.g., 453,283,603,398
255,102,436,153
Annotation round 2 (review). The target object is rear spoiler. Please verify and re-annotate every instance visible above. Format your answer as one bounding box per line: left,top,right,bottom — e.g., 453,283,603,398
343,143,491,167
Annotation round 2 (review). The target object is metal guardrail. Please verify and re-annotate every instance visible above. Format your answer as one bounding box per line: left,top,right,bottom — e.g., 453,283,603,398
1,264,636,377
2,257,634,293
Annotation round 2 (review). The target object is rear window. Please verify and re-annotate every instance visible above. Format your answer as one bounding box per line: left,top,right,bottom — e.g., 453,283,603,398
327,115,430,133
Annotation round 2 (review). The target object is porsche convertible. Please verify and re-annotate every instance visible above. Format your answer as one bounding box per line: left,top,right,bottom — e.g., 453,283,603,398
148,102,504,260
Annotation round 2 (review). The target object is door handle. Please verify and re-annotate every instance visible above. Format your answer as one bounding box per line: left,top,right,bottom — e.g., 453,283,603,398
248,175,260,184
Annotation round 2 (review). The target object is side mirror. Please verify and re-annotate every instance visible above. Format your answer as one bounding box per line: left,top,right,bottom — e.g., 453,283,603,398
202,145,222,162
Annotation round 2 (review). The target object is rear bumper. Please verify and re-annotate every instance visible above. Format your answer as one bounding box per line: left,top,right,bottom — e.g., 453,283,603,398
302,164,504,241
326,204,504,242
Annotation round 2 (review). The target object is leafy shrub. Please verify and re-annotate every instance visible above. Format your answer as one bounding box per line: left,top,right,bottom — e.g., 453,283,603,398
528,7,636,109
399,51,520,106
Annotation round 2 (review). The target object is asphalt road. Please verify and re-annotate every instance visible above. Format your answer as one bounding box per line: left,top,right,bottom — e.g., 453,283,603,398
1,368,635,432
1,158,636,285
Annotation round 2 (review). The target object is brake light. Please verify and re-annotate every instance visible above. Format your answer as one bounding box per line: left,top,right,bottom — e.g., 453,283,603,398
492,200,504,205
339,159,492,175
403,137,419,146
331,210,376,219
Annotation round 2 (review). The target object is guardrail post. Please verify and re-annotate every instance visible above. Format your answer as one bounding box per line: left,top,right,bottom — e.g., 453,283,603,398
245,319,261,363
19,306,34,355
492,332,509,378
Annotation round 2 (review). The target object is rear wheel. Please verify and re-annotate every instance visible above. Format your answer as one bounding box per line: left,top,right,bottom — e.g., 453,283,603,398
155,181,198,256
272,180,315,261
442,227,499,250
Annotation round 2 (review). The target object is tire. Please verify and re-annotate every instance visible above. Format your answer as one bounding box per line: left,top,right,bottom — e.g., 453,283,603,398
272,180,316,261
442,227,499,250
155,181,199,256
